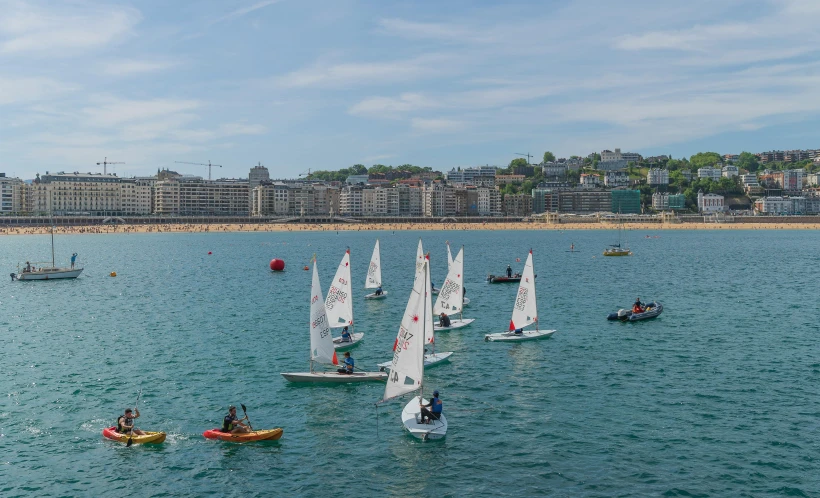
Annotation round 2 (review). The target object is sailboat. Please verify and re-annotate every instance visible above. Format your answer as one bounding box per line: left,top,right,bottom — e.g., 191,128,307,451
12,222,82,281
378,245,453,371
433,246,475,331
325,249,364,350
378,257,448,440
446,241,469,305
364,239,387,299
603,210,632,256
281,257,386,383
485,249,557,342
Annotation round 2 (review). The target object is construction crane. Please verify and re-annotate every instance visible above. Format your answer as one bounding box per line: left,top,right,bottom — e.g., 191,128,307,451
515,152,534,164
174,160,223,180
299,168,312,180
97,157,125,175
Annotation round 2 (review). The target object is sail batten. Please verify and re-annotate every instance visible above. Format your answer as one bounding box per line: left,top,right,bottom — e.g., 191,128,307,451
509,250,538,330
325,249,354,328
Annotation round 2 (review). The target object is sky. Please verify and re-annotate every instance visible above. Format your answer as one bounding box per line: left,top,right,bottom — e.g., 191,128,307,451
2,0,820,180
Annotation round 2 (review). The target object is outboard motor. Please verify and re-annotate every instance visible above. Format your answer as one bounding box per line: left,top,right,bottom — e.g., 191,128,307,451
617,309,630,318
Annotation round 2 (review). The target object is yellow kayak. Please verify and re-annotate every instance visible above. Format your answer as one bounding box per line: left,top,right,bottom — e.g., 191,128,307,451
103,426,166,444
203,428,283,442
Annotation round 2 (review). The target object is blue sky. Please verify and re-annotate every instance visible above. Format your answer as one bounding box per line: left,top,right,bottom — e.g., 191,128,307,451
2,0,820,180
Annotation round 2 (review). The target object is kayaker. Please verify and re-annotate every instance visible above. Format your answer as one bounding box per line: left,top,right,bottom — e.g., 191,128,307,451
117,408,145,436
222,406,250,434
506,265,512,278
439,312,451,328
420,390,443,424
337,351,354,374
340,326,351,342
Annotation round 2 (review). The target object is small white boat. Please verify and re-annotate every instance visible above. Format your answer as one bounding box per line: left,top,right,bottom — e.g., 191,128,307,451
434,318,475,332
378,351,453,371
484,250,557,343
326,249,366,346
281,257,383,384
280,371,387,383
333,332,364,350
401,395,448,441
12,225,82,281
363,240,387,300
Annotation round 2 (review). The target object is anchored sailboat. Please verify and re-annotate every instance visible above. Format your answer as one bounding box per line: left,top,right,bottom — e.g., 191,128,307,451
281,257,385,383
485,250,556,342
378,258,448,440
12,222,82,281
364,240,387,299
326,249,364,350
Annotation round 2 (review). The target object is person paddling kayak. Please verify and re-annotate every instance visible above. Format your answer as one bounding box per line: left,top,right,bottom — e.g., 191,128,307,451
117,408,145,436
222,405,251,434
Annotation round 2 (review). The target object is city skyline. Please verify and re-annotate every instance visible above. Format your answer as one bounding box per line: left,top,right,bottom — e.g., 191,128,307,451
2,0,820,180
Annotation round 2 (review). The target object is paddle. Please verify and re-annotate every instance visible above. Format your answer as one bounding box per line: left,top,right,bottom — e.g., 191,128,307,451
240,403,254,432
126,389,142,447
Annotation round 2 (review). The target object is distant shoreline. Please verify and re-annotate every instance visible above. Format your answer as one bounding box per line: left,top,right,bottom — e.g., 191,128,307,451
3,221,820,236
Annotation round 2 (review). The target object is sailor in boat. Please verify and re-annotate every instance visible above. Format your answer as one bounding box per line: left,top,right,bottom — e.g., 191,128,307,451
222,405,250,434
513,328,524,335
374,285,383,296
25,261,31,273
340,326,352,342
420,390,443,424
337,352,354,375
71,253,78,269
116,408,146,436
506,265,513,278
632,298,645,314
439,312,451,328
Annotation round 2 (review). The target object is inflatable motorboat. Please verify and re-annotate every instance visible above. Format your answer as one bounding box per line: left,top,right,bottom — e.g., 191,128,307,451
607,302,663,322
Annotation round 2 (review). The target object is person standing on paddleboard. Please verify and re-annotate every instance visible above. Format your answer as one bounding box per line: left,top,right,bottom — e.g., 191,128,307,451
117,408,145,436
222,406,250,434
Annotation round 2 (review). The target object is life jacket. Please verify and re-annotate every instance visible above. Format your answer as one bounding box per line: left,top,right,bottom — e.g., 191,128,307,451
116,415,133,433
431,397,443,414
632,305,644,313
222,415,237,432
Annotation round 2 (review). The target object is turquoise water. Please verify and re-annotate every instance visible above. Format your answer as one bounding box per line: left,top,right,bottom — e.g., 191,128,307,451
1,229,818,497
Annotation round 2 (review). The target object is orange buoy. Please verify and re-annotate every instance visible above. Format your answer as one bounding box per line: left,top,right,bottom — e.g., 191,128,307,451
270,259,285,272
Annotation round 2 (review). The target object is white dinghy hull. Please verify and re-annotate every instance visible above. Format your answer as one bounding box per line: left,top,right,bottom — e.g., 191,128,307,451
14,268,83,280
364,291,388,300
333,332,364,350
281,371,387,383
433,318,475,332
401,396,448,440
378,351,453,371
484,329,557,342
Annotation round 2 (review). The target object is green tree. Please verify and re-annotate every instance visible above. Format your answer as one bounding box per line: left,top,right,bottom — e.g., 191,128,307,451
521,180,534,194
509,158,529,170
543,151,556,163
689,152,723,169
735,152,759,172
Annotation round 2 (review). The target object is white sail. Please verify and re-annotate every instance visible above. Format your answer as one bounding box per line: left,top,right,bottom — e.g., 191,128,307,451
326,249,354,329
446,242,454,270
434,246,464,316
414,239,425,278
424,254,435,346
310,260,338,366
509,250,538,331
365,240,382,289
383,260,428,402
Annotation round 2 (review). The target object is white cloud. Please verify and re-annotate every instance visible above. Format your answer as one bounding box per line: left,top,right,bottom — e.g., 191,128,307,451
0,1,141,56
209,0,283,26
82,98,201,127
349,93,438,116
102,59,177,76
0,77,75,105
411,118,465,133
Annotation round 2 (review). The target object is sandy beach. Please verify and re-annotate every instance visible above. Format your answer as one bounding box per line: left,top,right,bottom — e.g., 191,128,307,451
2,221,820,236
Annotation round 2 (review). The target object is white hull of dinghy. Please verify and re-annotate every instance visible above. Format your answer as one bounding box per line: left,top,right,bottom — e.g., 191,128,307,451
378,351,453,371
333,332,364,350
401,396,448,440
433,318,475,332
462,297,470,306
280,371,387,383
484,329,556,342
364,291,388,300
15,268,83,280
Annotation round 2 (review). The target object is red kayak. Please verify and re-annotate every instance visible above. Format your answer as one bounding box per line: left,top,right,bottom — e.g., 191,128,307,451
202,428,283,442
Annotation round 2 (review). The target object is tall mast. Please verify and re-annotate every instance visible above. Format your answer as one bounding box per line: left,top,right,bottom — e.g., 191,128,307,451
50,189,55,268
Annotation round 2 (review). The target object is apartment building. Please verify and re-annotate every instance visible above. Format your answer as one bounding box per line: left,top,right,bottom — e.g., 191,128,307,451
502,193,533,216
647,168,669,186
0,173,22,213
605,171,630,188
697,168,722,181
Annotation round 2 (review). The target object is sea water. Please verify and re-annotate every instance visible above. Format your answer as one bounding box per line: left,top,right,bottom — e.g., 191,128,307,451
0,229,818,496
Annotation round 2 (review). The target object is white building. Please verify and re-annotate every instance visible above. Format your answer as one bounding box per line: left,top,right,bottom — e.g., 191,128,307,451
0,173,22,213
604,171,629,187
339,186,363,215
721,165,739,178
542,163,567,177
697,168,722,181
601,148,641,164
346,175,369,185
807,173,820,186
476,187,501,216
40,172,123,215
754,196,806,215
697,191,725,213
740,174,759,187
647,168,669,185
119,179,152,215
580,174,601,188
445,166,497,185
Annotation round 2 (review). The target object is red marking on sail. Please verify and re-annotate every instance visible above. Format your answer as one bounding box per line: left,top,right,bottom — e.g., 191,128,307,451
412,314,419,322
345,249,350,254
529,249,533,254
392,338,398,351
509,320,516,331
331,351,339,365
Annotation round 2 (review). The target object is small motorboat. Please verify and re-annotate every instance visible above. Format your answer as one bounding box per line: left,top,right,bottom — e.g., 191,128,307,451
607,302,663,321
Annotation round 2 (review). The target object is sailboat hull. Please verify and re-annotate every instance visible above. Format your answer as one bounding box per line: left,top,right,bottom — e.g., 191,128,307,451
280,371,387,383
433,318,475,331
333,332,364,350
364,291,388,300
14,268,83,280
401,396,448,440
378,352,453,371
485,329,557,342
602,249,632,256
